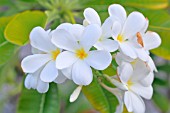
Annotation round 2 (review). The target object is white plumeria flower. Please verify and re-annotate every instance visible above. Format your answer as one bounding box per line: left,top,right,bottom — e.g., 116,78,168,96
21,27,67,93
116,62,152,113
115,52,156,86
83,8,118,52
51,24,112,86
109,4,147,59
103,60,153,113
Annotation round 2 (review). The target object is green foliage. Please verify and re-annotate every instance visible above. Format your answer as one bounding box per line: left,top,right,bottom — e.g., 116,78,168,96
84,0,168,9
140,10,170,60
5,11,47,46
82,75,118,113
153,92,170,112
0,16,17,66
17,82,60,113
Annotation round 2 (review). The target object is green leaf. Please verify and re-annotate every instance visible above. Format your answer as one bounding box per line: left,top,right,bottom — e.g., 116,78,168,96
82,75,118,113
84,0,168,10
140,10,170,60
153,92,170,112
0,16,17,66
5,10,47,46
17,82,60,113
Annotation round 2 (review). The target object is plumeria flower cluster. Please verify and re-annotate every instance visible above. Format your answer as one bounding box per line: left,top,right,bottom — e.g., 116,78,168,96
21,4,161,113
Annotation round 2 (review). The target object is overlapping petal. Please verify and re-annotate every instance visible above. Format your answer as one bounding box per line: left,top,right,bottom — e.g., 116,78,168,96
72,60,92,85
21,54,51,73
85,50,112,70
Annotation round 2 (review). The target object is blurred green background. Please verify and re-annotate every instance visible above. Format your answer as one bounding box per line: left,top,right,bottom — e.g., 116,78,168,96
0,0,170,113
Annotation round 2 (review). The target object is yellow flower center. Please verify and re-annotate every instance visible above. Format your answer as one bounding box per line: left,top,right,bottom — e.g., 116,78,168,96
117,34,124,42
51,49,60,60
127,80,133,89
75,48,88,60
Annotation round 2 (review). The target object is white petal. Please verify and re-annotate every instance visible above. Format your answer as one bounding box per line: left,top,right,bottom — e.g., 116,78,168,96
24,74,32,89
119,42,137,59
80,24,102,51
31,47,44,54
124,91,133,112
127,91,145,113
56,51,78,69
143,31,161,50
70,24,85,41
30,27,56,52
140,72,154,87
131,59,150,82
37,80,49,93
108,4,127,25
61,66,72,79
101,17,113,38
141,18,149,33
131,83,153,99
148,56,157,72
40,61,58,82
115,52,133,66
70,85,82,102
52,29,79,52
94,39,119,52
111,21,122,40
135,47,149,62
122,12,146,39
118,62,133,83
54,71,67,84
72,60,93,85
56,23,72,31
21,54,51,73
83,8,101,26
85,50,112,70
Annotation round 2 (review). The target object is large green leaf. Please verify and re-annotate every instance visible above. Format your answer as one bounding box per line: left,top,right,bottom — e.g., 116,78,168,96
84,0,168,10
140,10,170,60
0,16,17,66
82,74,118,113
17,82,60,113
5,10,47,46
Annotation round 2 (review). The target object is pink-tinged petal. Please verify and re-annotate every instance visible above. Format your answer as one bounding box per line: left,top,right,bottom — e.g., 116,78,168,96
72,60,93,85
85,50,112,70
83,8,101,26
21,54,51,73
